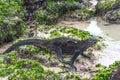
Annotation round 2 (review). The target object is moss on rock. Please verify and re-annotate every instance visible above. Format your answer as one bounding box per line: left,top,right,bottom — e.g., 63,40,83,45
96,0,114,16
0,1,25,44
103,0,120,23
96,0,120,23
34,1,83,25
92,61,120,80
61,7,95,21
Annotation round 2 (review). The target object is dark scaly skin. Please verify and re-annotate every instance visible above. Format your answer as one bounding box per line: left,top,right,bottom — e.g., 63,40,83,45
3,37,97,71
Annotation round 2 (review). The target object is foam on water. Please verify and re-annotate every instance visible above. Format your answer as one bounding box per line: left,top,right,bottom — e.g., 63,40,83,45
84,20,104,37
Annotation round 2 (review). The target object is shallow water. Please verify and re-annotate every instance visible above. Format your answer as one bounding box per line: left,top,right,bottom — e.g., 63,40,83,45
84,18,120,66
97,17,120,41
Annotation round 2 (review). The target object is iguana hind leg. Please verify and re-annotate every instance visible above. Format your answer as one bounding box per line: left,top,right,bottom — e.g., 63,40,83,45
56,47,77,71
50,45,69,64
50,45,77,70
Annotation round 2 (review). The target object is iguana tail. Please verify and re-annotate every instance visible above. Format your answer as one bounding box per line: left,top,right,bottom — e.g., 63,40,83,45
3,39,49,54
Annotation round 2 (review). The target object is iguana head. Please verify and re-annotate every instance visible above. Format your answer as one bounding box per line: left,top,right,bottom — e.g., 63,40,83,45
79,37,97,50
87,37,97,46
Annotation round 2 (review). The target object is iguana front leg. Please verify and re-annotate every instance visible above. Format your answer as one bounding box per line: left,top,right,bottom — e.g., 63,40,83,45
69,50,92,71
81,52,95,63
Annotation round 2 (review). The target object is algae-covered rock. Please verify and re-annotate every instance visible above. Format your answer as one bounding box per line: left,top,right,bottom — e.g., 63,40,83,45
92,61,120,80
103,0,120,23
61,8,95,21
96,0,114,15
34,1,83,25
107,65,120,80
104,9,120,23
96,0,120,23
0,1,25,44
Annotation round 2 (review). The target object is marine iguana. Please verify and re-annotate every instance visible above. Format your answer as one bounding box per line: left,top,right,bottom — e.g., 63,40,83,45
3,37,97,71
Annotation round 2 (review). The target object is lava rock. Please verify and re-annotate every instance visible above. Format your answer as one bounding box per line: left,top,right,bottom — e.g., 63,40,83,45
107,65,120,80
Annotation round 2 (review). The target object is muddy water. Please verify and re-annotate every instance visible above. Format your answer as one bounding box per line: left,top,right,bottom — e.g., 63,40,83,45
58,18,120,66
97,17,120,41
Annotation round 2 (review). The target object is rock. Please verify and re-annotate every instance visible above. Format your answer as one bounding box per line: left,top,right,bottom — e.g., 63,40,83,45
104,9,120,23
103,0,120,23
107,65,120,80
96,0,120,23
61,8,94,21
96,0,115,16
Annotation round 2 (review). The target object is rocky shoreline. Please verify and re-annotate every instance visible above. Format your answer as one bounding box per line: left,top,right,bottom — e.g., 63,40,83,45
96,0,120,23
59,0,120,24
0,0,120,80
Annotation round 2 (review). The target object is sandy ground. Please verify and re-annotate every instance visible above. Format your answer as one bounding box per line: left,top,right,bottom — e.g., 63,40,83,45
0,43,12,53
